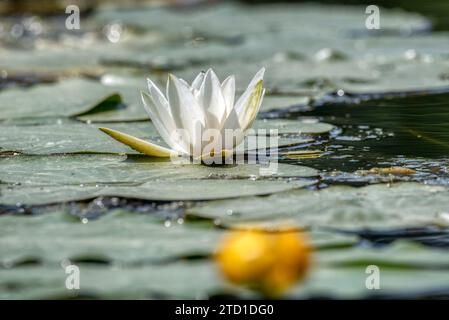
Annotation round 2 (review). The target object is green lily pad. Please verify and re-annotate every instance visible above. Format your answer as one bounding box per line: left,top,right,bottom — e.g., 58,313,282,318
0,120,329,155
0,154,318,186
0,78,123,120
292,266,449,299
4,249,449,299
0,211,355,299
94,3,429,72
0,37,161,74
1,178,315,205
0,48,103,74
318,241,449,268
1,212,447,299
188,183,449,228
0,262,235,299
0,212,353,267
76,74,150,122
261,95,310,112
290,242,449,299
0,211,222,265
0,75,151,122
0,122,156,154
95,3,429,37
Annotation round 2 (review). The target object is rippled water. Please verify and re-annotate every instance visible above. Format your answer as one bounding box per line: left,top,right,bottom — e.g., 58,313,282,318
268,89,449,186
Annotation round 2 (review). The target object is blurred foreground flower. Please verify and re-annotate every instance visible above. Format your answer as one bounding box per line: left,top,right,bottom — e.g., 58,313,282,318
216,226,312,298
99,68,265,160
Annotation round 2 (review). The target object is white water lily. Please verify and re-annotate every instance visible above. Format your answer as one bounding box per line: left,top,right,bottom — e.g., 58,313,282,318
100,68,265,159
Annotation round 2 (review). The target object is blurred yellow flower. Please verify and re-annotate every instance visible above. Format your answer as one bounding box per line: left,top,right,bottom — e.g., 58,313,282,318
215,226,312,297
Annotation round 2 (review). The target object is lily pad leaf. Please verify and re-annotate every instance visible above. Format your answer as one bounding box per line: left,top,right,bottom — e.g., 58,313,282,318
0,122,160,154
0,179,316,205
187,183,449,229
0,211,356,299
0,154,318,186
0,78,123,119
0,211,223,265
0,121,327,155
73,93,123,117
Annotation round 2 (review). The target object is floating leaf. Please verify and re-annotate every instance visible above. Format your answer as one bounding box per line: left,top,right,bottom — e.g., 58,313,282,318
0,78,122,119
188,183,449,228
1,178,316,205
0,154,318,186
0,121,329,154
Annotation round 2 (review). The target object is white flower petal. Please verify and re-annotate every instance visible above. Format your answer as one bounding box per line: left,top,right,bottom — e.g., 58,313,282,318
168,74,205,142
179,78,190,88
198,69,227,130
141,91,178,150
244,87,265,131
191,71,206,91
220,107,245,150
237,80,265,131
234,67,265,116
165,76,170,102
221,75,235,117
146,78,176,129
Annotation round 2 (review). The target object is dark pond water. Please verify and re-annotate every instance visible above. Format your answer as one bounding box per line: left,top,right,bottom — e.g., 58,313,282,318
264,88,449,186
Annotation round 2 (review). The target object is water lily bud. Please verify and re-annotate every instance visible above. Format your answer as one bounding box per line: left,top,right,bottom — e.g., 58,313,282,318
216,227,312,297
